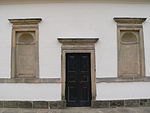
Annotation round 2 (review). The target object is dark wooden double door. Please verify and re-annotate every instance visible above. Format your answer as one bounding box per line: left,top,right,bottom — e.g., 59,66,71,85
66,53,91,107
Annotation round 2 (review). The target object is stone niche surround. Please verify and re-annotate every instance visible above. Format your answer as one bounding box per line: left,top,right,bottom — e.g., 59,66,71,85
96,17,150,82
114,17,146,78
0,18,62,83
58,38,99,107
9,18,42,78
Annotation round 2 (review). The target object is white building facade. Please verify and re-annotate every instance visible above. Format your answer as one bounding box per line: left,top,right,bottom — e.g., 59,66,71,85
0,0,150,108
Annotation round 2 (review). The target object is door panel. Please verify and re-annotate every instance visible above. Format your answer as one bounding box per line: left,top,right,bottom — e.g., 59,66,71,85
66,53,91,107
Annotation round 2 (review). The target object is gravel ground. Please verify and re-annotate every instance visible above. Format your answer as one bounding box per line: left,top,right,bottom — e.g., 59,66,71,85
0,107,150,113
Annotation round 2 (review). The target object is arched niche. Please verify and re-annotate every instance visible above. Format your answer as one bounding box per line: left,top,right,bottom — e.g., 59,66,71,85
118,26,144,78
19,33,34,44
15,31,36,78
17,32,35,45
121,32,138,44
119,31,140,77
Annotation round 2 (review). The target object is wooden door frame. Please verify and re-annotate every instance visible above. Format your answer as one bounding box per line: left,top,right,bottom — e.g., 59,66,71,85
58,38,98,106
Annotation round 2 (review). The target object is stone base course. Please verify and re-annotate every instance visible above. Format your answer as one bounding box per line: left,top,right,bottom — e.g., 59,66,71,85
1,107,150,113
92,99,150,108
0,101,66,109
0,99,150,109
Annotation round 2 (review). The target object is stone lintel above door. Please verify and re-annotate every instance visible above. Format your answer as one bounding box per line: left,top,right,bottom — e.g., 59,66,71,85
58,38,99,44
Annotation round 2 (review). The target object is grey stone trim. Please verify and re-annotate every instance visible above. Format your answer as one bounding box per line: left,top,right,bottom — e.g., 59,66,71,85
1,77,150,83
58,38,99,44
0,78,60,83
113,17,146,24
0,101,65,109
9,18,42,25
96,77,150,83
92,99,150,108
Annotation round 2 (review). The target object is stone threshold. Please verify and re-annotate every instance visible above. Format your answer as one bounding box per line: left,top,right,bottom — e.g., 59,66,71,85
92,99,150,108
0,101,66,109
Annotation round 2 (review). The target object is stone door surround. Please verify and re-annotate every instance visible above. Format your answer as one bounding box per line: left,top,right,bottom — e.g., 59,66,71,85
58,38,99,105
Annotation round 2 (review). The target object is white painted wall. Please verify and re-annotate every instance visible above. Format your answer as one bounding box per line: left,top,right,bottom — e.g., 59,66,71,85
96,82,150,100
0,2,150,100
0,83,61,101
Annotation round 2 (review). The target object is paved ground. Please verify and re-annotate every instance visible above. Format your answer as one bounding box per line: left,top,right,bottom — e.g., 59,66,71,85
0,107,150,113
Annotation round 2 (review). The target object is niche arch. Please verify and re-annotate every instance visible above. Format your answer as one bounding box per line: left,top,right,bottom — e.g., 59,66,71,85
18,32,34,44
121,32,138,43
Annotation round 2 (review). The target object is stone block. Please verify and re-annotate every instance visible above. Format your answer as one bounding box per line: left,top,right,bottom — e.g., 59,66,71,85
49,101,66,109
18,101,32,108
4,101,18,108
0,101,3,108
140,99,150,107
33,101,48,109
110,100,124,108
125,100,140,107
91,101,109,108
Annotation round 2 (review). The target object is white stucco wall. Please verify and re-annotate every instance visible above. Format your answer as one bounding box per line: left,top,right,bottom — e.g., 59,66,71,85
96,82,150,100
0,83,61,101
0,2,150,100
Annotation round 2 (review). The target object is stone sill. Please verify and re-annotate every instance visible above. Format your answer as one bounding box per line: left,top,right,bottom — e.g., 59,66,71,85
0,78,60,83
0,77,150,83
96,77,150,83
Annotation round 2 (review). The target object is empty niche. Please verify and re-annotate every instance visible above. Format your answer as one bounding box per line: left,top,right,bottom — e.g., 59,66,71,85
119,31,140,77
121,32,138,43
16,31,36,78
17,32,34,44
